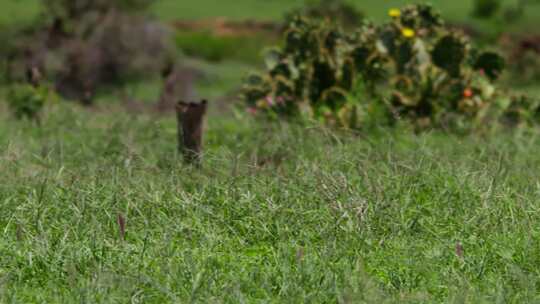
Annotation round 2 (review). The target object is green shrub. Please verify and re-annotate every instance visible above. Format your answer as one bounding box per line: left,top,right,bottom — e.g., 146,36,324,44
505,36,540,84
6,84,51,122
472,0,501,19
513,51,540,82
242,4,534,132
378,5,507,131
242,16,385,127
3,0,171,105
174,31,271,63
284,0,364,28
500,94,540,127
471,0,540,24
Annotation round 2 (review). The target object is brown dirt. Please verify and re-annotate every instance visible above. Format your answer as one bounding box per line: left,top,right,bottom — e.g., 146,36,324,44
171,18,281,37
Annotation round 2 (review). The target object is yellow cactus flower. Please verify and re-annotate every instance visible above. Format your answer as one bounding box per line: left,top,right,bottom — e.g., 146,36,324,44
388,9,401,18
401,27,416,39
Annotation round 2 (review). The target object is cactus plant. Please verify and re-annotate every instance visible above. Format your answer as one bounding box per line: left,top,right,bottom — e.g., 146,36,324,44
473,51,505,80
242,15,383,127
242,4,538,131
431,34,468,77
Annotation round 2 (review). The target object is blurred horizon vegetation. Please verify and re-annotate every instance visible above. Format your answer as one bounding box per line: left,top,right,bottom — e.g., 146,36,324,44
2,0,539,30
2,0,538,103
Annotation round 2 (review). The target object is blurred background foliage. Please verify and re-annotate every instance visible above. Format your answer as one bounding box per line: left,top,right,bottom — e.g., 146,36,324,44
0,0,539,125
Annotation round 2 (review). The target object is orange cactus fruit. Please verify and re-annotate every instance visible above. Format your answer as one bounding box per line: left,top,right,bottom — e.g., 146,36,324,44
463,88,474,98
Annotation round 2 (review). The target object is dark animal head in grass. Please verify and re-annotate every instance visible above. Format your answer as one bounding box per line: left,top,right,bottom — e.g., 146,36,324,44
176,100,208,130
176,100,208,164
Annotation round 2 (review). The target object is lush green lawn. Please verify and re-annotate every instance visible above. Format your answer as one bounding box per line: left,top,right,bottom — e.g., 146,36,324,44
1,104,540,302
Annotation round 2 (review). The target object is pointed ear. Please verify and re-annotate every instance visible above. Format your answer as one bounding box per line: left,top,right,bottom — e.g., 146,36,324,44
199,100,208,113
176,100,188,112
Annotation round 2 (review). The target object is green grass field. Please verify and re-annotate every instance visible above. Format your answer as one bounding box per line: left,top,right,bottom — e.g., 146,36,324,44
2,0,539,28
160,0,540,29
151,0,499,22
0,0,39,26
2,0,540,302
2,105,540,302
